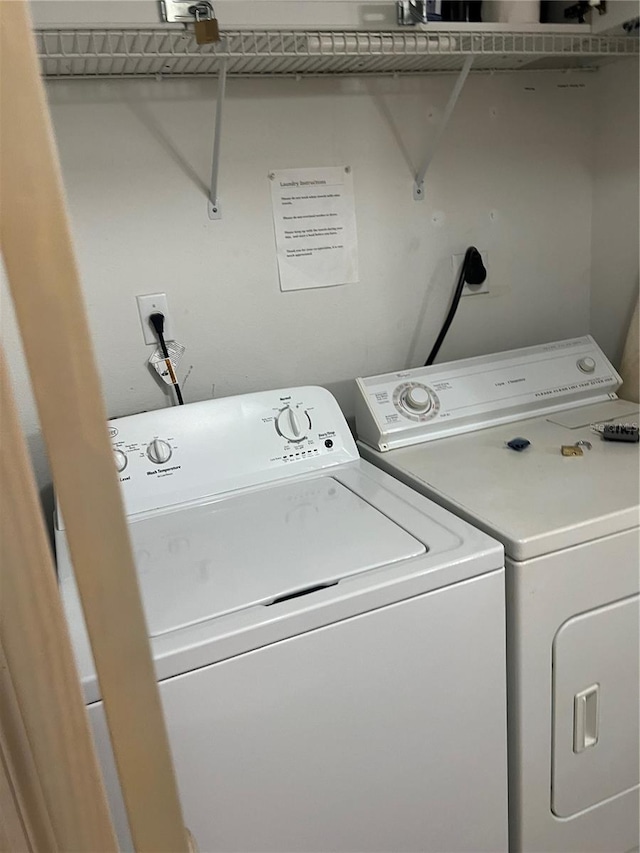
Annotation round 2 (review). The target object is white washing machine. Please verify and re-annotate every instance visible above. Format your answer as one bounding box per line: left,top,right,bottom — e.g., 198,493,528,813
355,336,640,853
56,386,508,853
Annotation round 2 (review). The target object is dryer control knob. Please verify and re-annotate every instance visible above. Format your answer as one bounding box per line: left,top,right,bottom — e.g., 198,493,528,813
113,449,128,473
402,385,432,414
276,406,310,443
577,356,596,373
147,439,172,465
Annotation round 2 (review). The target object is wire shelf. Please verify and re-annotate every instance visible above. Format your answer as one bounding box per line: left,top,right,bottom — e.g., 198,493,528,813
37,28,639,79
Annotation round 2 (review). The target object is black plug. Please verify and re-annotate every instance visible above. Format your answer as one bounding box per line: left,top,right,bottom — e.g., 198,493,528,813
149,312,170,360
149,312,165,340
463,247,487,286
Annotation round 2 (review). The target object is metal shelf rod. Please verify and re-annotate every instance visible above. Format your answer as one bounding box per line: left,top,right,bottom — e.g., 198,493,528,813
413,54,473,200
208,57,227,220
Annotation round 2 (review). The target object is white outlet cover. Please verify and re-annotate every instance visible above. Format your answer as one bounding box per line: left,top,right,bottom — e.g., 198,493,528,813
451,250,490,296
136,293,175,345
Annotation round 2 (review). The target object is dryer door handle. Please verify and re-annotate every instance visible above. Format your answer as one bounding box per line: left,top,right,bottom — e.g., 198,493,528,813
573,684,600,753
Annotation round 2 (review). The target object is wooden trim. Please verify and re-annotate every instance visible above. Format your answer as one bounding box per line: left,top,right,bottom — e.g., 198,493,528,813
0,353,117,852
620,297,639,403
0,638,58,853
0,3,190,850
0,734,33,853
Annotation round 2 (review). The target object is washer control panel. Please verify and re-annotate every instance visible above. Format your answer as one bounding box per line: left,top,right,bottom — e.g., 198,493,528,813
356,336,621,452
57,387,357,526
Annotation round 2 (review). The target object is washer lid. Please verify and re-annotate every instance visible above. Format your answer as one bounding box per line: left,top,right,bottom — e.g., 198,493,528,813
128,476,425,637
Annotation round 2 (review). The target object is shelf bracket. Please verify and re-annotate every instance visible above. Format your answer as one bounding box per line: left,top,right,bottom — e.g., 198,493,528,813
413,55,474,201
208,58,227,220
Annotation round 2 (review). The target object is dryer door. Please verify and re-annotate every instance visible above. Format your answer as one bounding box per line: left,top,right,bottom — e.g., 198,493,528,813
552,594,640,817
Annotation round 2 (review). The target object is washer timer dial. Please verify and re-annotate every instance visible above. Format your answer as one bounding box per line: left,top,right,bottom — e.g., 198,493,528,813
393,382,440,422
276,406,311,443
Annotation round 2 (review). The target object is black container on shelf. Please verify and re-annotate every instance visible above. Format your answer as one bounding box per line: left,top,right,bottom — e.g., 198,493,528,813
441,1,483,21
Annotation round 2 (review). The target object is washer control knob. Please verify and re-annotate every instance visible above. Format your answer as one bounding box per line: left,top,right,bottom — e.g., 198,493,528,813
402,385,432,414
577,356,596,373
147,439,172,465
276,406,309,442
113,449,127,473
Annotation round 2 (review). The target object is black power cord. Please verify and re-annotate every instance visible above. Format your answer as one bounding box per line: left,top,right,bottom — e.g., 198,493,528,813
149,312,184,405
425,246,487,366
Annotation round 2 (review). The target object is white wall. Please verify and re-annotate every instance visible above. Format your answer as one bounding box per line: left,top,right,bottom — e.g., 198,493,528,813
2,68,603,489
590,58,640,368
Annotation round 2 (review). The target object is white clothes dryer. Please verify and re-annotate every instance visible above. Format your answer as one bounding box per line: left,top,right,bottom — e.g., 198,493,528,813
355,336,640,853
56,386,508,853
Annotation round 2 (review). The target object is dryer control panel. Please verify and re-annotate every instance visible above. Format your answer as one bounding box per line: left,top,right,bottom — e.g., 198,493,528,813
57,386,358,525
356,336,621,452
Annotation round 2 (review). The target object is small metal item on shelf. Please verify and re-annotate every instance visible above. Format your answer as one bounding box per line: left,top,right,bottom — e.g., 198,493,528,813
564,0,607,24
190,2,220,45
397,0,430,25
506,437,531,452
561,445,583,456
160,0,220,42
574,440,592,450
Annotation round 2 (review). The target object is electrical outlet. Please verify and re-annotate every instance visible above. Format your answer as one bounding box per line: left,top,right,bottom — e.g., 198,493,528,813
452,250,490,296
136,293,175,345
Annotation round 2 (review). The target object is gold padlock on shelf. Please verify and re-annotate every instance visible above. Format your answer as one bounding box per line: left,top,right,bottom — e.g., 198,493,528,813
189,1,220,45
